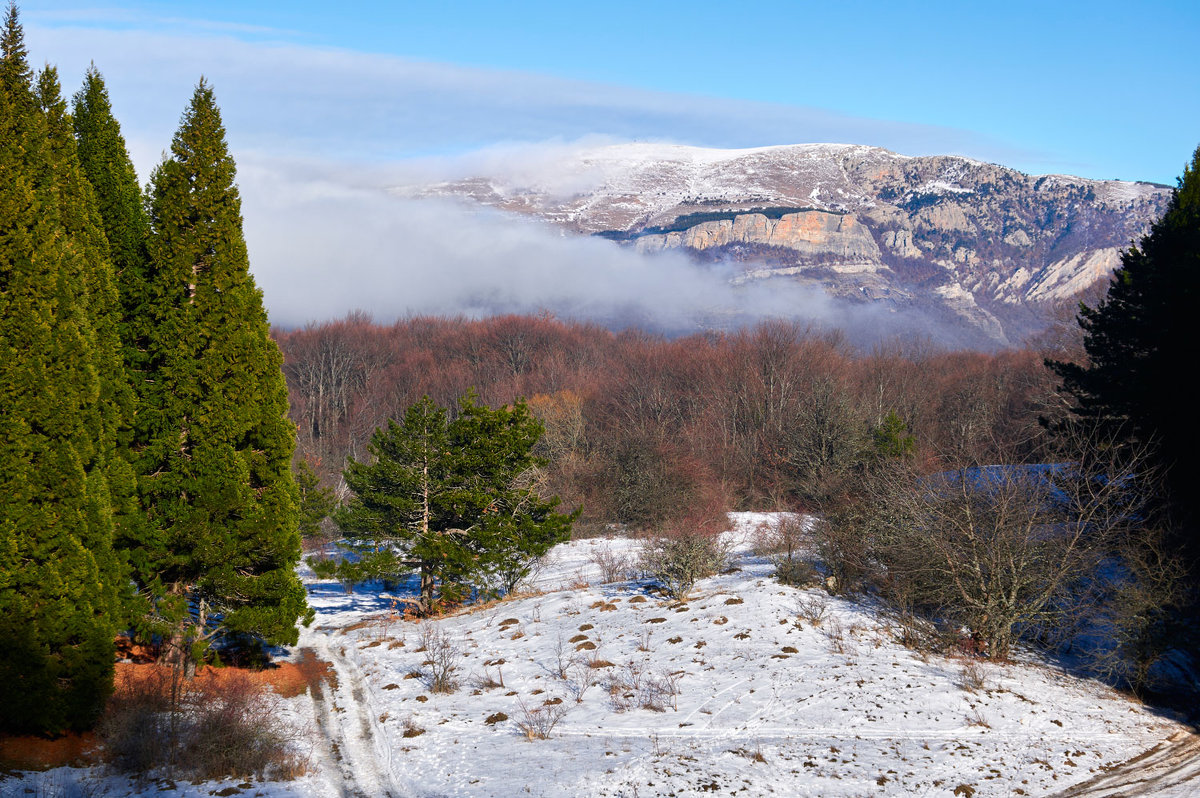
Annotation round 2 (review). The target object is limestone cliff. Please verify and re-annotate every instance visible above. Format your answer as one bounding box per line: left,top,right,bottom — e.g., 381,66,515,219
635,210,882,262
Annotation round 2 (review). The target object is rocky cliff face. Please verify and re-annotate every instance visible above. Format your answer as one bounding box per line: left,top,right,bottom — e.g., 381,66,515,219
401,143,1171,346
635,210,882,262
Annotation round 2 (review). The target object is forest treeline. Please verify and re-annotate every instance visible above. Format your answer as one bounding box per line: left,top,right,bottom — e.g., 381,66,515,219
276,314,1060,529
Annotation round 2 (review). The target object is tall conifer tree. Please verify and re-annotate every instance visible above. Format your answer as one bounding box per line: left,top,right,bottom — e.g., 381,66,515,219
71,64,146,619
0,6,119,734
72,65,147,288
1052,146,1200,557
72,65,149,384
134,79,308,666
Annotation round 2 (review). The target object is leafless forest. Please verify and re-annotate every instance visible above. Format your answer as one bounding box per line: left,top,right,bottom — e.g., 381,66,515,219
276,313,1067,528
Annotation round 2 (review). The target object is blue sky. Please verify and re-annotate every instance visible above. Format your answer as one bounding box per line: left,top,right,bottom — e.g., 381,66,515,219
23,0,1200,183
15,1,1200,334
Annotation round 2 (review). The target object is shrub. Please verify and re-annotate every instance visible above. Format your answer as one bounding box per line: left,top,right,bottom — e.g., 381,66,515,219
513,698,569,740
589,540,634,583
419,624,462,694
100,666,307,781
605,662,681,713
639,491,730,599
98,666,178,776
795,594,829,626
182,673,306,780
753,515,819,586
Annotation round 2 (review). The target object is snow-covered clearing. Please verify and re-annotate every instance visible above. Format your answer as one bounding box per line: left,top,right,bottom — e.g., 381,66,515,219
4,513,1196,797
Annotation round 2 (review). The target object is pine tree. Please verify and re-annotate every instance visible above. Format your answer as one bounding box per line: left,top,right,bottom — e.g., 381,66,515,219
0,6,119,734
334,394,576,611
1052,146,1200,559
134,79,308,667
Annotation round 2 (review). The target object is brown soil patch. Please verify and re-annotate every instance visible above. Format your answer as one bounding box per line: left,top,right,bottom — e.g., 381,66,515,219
1,650,333,773
110,648,332,701
0,732,101,772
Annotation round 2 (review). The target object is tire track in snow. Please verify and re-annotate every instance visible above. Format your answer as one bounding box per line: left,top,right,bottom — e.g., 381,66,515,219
1050,730,1200,797
301,640,410,798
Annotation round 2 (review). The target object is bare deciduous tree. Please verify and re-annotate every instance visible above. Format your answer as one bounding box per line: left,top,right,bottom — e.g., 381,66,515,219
858,435,1154,660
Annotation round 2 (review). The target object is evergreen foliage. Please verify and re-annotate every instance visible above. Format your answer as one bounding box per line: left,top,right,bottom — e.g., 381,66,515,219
0,5,119,734
332,394,576,610
1050,148,1200,704
72,65,150,421
1051,146,1200,560
872,410,915,460
132,79,308,666
296,457,334,542
69,64,144,622
72,64,148,290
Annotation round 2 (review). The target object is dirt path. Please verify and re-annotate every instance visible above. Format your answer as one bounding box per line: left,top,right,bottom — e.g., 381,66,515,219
301,639,409,798
1051,730,1200,797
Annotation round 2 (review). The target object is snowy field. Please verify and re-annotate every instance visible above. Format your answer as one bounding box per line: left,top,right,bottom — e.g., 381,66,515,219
6,513,1199,797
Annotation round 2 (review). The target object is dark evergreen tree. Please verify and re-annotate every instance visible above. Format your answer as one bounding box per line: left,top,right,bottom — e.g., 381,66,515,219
871,410,916,460
134,79,308,668
1050,147,1200,706
0,6,119,734
1051,146,1200,560
334,394,576,611
36,64,135,623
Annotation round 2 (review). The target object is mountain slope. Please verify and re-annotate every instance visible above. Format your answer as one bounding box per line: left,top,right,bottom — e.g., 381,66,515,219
401,143,1170,346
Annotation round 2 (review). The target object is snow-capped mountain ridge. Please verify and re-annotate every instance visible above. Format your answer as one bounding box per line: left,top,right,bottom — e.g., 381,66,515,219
403,142,1170,347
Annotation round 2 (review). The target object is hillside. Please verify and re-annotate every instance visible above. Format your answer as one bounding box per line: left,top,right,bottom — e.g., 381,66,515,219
15,513,1195,797
401,143,1171,346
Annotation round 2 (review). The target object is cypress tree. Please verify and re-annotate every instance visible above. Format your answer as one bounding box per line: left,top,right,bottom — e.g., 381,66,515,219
72,65,149,384
0,6,118,734
72,64,148,292
70,64,146,621
135,79,308,667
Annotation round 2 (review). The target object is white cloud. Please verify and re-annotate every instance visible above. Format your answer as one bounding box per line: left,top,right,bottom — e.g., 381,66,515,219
23,20,988,343
238,155,961,345
26,22,1017,183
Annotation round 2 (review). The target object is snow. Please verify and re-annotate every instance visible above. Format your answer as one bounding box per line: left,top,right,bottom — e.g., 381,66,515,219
915,180,974,195
5,512,1195,797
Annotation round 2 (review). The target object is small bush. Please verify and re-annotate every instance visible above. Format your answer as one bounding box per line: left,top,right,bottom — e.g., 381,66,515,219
823,617,852,656
99,666,178,775
183,673,307,780
775,558,819,587
513,698,569,740
640,530,729,599
401,716,426,738
419,624,462,694
100,666,307,781
957,660,989,693
753,515,819,586
638,486,731,599
605,662,681,713
589,540,634,583
796,594,829,626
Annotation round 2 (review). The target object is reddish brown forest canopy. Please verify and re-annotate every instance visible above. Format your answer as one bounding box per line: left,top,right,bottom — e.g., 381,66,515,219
275,314,1056,528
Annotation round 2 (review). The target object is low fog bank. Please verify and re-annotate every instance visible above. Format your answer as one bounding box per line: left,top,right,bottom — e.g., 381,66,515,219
239,155,977,347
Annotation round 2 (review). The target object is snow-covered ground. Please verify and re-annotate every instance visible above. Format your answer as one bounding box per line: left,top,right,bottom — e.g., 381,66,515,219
6,513,1198,797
